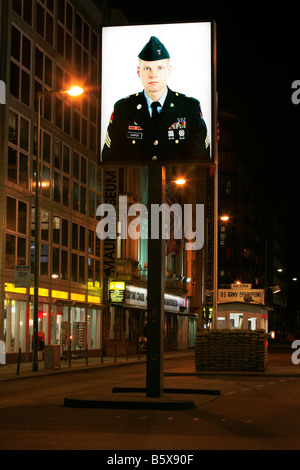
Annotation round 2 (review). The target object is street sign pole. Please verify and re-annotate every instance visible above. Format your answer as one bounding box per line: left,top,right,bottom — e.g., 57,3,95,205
146,164,166,397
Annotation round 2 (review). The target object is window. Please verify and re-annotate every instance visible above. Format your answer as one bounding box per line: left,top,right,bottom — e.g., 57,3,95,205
88,228,101,287
54,66,74,133
53,139,70,206
12,0,33,26
71,223,86,284
73,100,88,148
34,47,53,120
89,162,102,218
10,25,32,106
52,215,69,280
8,110,30,189
74,13,90,77
36,0,54,47
6,197,28,269
41,210,49,241
72,152,87,214
32,130,52,199
229,313,244,329
56,1,73,63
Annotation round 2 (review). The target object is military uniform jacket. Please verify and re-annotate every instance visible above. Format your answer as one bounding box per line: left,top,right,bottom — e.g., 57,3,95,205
101,88,210,163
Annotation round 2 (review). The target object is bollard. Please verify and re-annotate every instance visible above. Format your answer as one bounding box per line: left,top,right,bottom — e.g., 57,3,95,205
85,345,88,366
16,348,21,375
68,340,72,368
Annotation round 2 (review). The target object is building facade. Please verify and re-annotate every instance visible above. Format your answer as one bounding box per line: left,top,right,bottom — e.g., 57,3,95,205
0,0,104,363
216,110,287,334
102,165,199,357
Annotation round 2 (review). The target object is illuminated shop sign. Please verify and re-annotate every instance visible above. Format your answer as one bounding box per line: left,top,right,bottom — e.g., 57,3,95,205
109,283,187,312
109,281,125,303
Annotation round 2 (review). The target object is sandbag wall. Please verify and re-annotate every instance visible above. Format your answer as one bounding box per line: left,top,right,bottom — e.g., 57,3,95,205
195,329,268,372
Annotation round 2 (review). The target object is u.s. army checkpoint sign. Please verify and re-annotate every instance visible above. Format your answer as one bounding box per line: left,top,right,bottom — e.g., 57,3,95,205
218,288,265,305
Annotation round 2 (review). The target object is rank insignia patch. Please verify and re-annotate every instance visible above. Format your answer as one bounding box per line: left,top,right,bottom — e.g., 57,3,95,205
105,131,111,148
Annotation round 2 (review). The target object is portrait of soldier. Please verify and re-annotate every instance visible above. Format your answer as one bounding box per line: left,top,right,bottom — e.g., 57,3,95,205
101,36,210,163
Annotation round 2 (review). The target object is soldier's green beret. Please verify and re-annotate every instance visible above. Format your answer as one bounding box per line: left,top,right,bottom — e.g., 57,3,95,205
138,36,170,61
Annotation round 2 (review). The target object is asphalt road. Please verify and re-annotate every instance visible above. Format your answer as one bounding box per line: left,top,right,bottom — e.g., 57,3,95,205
0,355,300,453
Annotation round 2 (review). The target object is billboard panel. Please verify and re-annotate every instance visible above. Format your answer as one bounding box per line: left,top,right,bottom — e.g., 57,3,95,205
100,22,216,165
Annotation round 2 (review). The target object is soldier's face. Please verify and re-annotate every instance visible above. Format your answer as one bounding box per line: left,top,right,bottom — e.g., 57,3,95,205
137,59,172,97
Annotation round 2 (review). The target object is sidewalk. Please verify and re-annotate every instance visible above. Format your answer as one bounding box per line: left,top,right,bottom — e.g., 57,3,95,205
1,346,300,381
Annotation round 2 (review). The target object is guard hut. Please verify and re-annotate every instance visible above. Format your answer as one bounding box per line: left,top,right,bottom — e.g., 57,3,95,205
216,284,269,331
195,283,270,372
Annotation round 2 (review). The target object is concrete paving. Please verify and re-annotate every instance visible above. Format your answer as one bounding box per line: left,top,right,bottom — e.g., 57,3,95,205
1,345,299,410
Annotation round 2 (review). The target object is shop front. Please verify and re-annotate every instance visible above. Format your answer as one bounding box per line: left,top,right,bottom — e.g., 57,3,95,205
107,282,190,356
3,283,103,363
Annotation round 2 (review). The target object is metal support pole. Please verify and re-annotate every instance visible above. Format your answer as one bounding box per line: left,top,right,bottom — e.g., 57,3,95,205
212,157,218,329
146,164,166,398
16,347,21,375
32,92,42,372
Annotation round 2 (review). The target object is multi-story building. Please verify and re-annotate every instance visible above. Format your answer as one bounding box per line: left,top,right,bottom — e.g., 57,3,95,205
0,0,197,363
217,110,287,333
218,111,267,289
0,0,104,363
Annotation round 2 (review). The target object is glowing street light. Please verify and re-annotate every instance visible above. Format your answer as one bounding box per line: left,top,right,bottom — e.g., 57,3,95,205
64,86,84,96
174,178,186,185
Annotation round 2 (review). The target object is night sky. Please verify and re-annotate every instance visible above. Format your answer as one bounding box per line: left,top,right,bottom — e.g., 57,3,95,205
96,1,300,277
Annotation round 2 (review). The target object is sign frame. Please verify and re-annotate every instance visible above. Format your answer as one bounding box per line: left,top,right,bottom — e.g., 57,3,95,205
100,20,217,167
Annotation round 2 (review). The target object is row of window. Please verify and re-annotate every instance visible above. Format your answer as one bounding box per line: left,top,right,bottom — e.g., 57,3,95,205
8,108,101,216
10,22,99,151
12,0,99,80
6,196,102,286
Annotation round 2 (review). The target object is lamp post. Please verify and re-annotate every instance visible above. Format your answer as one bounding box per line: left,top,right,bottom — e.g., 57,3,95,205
32,86,84,372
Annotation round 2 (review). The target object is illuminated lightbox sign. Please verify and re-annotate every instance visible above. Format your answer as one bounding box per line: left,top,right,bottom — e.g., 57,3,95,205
109,283,187,312
125,286,147,307
100,22,216,165
164,294,188,313
109,281,125,303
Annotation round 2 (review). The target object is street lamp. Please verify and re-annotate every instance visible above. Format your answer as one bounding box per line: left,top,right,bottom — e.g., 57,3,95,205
32,85,84,372
174,178,186,185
